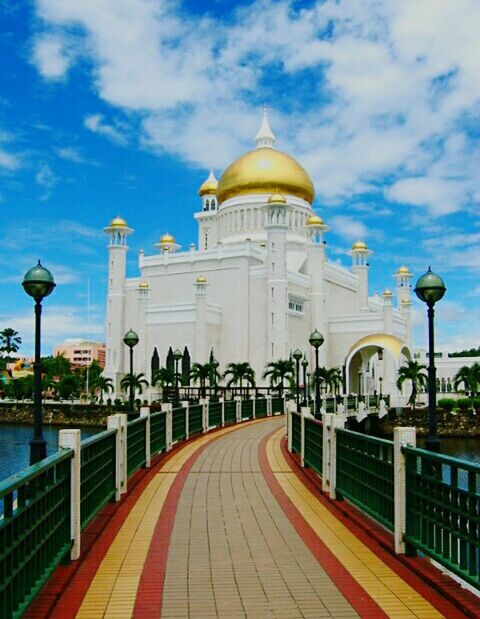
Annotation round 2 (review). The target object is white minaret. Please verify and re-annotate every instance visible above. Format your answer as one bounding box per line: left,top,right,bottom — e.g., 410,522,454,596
383,289,393,333
265,192,289,360
305,214,330,366
104,216,133,391
400,298,413,349
350,241,372,311
194,276,208,363
394,266,413,305
196,170,219,250
138,280,150,377
255,106,276,148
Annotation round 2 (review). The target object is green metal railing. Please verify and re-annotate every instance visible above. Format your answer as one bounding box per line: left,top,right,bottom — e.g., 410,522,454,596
172,407,187,442
304,417,323,476
224,400,237,424
241,399,254,419
325,398,335,414
272,397,284,414
208,402,222,428
80,429,117,529
255,398,267,418
150,411,167,455
403,446,480,590
291,412,301,455
189,404,203,435
346,396,356,411
336,429,394,530
127,417,147,476
0,450,72,619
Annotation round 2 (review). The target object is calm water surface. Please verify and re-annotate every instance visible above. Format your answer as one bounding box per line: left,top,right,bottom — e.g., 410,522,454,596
0,424,101,482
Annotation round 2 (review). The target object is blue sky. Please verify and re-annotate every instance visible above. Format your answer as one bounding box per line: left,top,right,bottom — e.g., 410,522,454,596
1,0,479,355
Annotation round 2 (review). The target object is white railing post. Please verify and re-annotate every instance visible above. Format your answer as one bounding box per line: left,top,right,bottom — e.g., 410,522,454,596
356,401,367,423
379,398,388,419
220,397,225,427
181,400,190,439
266,395,272,417
329,415,345,500
235,397,241,423
108,413,128,499
287,406,292,452
300,407,310,467
161,403,173,451
394,427,416,554
200,398,208,433
140,405,151,468
252,397,256,420
59,429,81,560
322,413,332,494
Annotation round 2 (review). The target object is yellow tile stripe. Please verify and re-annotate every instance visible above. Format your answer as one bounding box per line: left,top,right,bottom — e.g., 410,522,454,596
76,420,259,619
266,429,445,619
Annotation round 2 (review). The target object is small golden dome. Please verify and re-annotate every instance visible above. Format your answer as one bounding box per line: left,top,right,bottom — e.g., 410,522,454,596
401,298,411,305
306,214,324,226
109,216,127,228
217,148,314,204
397,266,411,275
267,192,287,205
139,281,149,289
160,233,175,244
352,240,368,251
196,276,207,283
198,170,218,196
383,289,393,297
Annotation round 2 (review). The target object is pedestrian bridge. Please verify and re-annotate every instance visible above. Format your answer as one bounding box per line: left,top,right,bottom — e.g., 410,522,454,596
1,398,479,618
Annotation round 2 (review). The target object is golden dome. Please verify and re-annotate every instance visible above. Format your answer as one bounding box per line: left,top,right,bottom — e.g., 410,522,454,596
352,240,368,251
401,298,411,305
109,216,127,228
198,170,218,196
196,275,207,283
267,192,287,205
217,148,315,204
160,233,175,244
383,289,393,297
397,266,411,275
306,214,324,226
139,281,149,289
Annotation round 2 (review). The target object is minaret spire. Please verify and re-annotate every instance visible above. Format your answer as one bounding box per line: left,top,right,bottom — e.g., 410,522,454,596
255,105,276,149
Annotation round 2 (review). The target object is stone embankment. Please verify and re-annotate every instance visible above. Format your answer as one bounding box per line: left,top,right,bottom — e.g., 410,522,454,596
0,402,108,427
379,407,480,437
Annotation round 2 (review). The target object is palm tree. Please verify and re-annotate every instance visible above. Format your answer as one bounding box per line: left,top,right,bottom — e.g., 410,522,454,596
152,367,176,388
94,375,114,404
223,362,255,395
0,328,21,360
454,363,480,396
120,372,149,398
42,353,71,379
311,366,343,396
190,362,220,396
396,361,428,409
263,359,295,397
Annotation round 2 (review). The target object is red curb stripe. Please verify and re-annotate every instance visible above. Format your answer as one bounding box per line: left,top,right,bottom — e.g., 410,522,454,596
279,435,472,619
133,441,212,618
258,429,388,619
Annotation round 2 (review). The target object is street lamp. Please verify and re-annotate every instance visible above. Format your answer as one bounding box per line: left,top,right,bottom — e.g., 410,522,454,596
292,349,303,412
123,329,139,417
309,329,324,415
415,267,446,452
22,260,56,464
173,348,183,405
301,356,309,405
379,376,383,398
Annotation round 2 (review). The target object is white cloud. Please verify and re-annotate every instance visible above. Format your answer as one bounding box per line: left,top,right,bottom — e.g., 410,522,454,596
84,114,127,145
35,163,59,200
386,177,466,216
330,215,367,242
33,33,71,80
55,146,88,164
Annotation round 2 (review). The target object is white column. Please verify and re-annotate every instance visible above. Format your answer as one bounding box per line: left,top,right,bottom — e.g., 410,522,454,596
59,429,81,560
194,279,209,363
394,427,416,554
306,244,328,366
161,403,173,451
108,413,128,499
140,406,151,467
181,400,190,438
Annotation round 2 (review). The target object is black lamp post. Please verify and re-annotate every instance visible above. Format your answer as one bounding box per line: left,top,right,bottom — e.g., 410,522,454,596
123,329,139,416
292,349,303,412
415,267,446,452
379,376,383,398
301,356,308,405
309,329,324,415
173,348,183,405
22,260,56,465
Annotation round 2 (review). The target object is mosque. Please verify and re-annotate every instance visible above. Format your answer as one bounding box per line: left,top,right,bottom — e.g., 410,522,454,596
103,110,413,400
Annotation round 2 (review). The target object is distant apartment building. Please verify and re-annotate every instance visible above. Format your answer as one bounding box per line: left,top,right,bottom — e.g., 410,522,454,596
53,340,106,368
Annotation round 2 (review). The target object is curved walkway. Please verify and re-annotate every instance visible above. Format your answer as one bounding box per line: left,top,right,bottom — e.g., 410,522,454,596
30,418,473,618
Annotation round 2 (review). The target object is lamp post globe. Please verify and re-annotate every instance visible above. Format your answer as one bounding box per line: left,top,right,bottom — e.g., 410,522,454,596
414,267,446,452
123,329,139,417
309,330,324,415
292,349,303,411
22,261,56,464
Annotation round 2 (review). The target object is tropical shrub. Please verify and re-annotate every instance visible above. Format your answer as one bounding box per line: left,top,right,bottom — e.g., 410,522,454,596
437,398,456,412
457,397,471,411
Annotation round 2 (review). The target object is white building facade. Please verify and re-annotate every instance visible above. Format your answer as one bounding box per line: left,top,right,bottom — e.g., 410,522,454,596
104,111,413,400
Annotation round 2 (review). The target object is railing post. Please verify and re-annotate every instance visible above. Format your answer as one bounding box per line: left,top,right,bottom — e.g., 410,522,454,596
330,415,345,500
356,401,367,423
287,406,293,452
252,397,256,420
200,398,208,433
59,429,81,560
182,400,190,439
322,413,332,494
300,407,310,467
108,413,128,499
220,397,225,427
394,427,416,554
379,398,388,419
235,396,241,423
162,403,173,451
266,395,272,417
140,405,151,468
